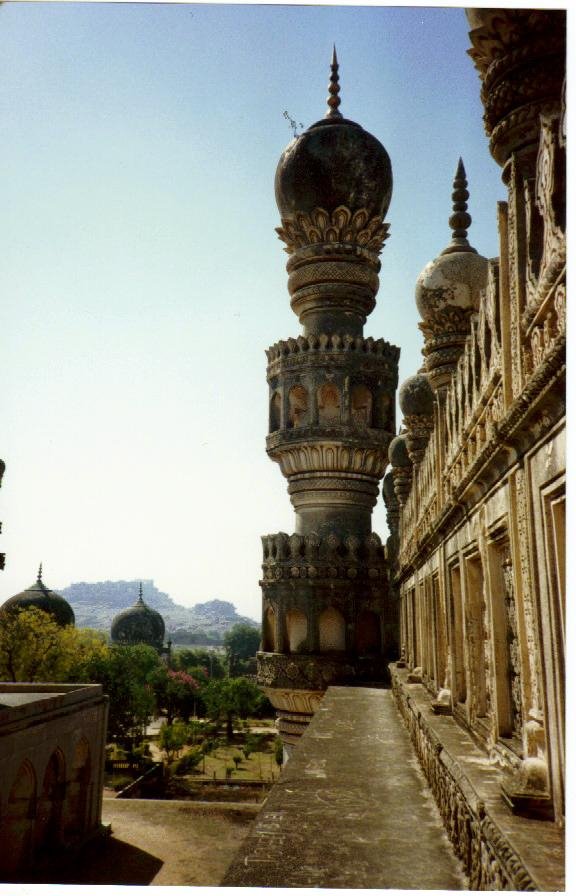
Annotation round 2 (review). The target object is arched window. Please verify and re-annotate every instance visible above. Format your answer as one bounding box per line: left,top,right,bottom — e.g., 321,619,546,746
317,384,341,425
286,609,308,653
262,606,276,652
351,384,373,426
288,385,308,429
269,392,281,432
319,607,346,652
356,610,381,654
1,761,37,877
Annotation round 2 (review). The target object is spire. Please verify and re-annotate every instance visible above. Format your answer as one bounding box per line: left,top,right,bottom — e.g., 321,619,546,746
137,581,144,604
441,158,476,255
37,562,43,584
325,45,342,120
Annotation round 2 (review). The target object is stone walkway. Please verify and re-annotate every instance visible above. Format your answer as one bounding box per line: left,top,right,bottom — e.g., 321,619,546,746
223,687,467,889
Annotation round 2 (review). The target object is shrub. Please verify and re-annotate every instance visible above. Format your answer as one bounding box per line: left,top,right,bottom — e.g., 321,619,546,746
175,749,203,775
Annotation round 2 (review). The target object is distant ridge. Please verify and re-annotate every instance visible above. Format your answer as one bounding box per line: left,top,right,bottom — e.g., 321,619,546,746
60,580,259,643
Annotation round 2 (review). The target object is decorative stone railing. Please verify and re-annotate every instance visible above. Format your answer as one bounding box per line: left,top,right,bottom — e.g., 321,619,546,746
258,650,390,692
391,666,546,891
266,334,400,366
443,260,505,488
261,531,386,582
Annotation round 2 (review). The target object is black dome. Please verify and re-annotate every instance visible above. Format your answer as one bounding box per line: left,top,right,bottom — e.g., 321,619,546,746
275,117,392,222
111,591,165,650
275,50,392,224
388,434,412,468
399,373,435,418
1,568,75,628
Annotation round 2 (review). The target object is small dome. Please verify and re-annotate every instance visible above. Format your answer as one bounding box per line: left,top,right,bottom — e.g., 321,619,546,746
415,159,488,323
111,585,165,650
399,373,435,418
0,565,75,627
416,252,488,322
388,434,412,468
382,469,397,504
275,50,392,223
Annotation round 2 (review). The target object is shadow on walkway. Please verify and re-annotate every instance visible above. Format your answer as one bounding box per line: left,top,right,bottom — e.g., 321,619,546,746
33,836,164,886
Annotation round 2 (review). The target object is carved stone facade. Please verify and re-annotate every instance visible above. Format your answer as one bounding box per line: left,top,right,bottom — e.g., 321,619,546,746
391,7,565,884
258,52,399,750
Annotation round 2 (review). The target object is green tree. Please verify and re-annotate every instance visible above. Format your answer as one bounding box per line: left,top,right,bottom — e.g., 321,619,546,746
0,607,107,683
0,607,63,681
149,666,201,724
223,623,261,675
158,721,188,763
201,677,264,740
173,647,226,679
80,644,160,747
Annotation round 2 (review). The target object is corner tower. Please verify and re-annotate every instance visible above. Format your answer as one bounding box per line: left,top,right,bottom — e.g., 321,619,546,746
258,52,400,751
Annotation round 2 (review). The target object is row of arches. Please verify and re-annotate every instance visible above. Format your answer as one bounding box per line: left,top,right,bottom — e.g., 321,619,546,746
262,605,382,655
0,740,92,878
270,382,391,432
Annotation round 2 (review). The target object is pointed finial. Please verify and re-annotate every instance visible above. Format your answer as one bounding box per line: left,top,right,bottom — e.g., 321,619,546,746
138,581,144,604
441,158,476,255
325,45,343,120
37,562,43,583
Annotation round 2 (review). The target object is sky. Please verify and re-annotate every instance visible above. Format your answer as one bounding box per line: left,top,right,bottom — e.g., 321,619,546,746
0,2,508,620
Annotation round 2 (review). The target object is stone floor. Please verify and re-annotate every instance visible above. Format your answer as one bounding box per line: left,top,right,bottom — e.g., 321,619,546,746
223,686,468,889
35,799,259,886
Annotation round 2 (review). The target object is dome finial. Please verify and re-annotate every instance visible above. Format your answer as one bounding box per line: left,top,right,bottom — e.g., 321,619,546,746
441,158,476,256
325,45,343,120
37,562,43,583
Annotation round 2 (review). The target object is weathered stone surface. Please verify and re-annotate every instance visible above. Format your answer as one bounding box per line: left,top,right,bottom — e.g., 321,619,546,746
260,55,399,746
223,687,466,889
391,666,565,891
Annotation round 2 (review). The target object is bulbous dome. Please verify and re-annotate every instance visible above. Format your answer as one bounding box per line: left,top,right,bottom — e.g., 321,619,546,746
111,587,165,650
415,158,488,323
275,51,392,222
416,251,488,322
399,372,435,418
388,434,412,468
382,469,397,504
0,565,75,627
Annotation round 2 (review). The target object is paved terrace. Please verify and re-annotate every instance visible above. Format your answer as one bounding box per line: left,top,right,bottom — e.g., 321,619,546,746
223,686,467,889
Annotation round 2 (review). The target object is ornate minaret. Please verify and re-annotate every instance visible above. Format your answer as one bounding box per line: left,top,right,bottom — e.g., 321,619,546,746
258,52,399,751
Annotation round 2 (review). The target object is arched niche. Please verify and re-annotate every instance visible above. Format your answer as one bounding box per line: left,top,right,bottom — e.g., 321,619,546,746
35,749,66,853
317,383,341,425
269,391,281,432
64,739,92,839
356,610,381,654
262,606,276,652
1,761,37,877
319,607,346,652
351,384,373,426
286,609,308,653
288,384,308,429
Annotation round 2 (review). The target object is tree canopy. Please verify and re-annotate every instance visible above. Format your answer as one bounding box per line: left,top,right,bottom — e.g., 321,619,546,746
223,623,260,675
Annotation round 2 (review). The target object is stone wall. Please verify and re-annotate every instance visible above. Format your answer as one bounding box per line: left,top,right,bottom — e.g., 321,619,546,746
0,683,109,880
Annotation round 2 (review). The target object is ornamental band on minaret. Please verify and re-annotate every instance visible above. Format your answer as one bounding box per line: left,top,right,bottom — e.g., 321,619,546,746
258,51,400,751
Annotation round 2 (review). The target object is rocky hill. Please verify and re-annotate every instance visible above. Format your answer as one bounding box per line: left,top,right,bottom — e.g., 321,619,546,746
60,580,258,644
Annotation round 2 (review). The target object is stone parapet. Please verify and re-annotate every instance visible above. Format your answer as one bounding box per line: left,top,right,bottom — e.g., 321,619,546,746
266,333,399,372
261,530,386,581
258,651,390,692
390,664,564,891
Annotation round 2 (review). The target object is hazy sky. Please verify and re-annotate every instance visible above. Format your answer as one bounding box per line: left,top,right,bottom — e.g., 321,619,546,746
0,2,507,620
